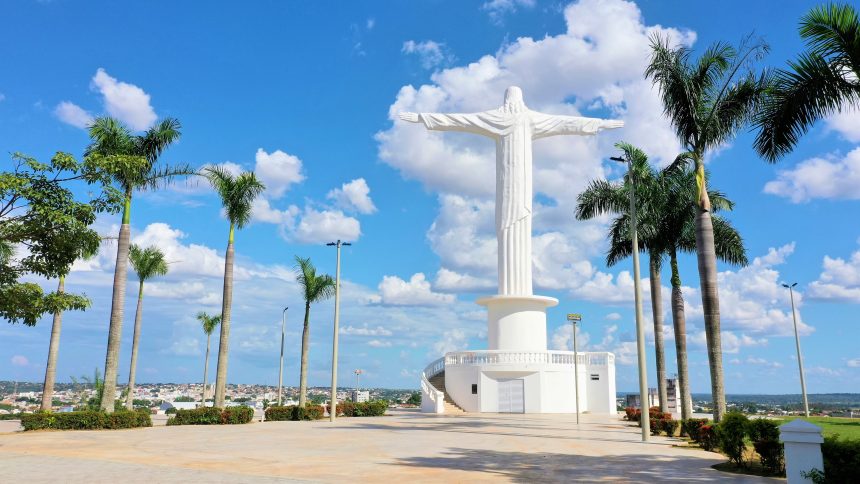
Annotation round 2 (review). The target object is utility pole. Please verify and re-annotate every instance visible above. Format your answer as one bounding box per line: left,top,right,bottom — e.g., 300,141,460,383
278,307,288,406
783,282,809,417
611,153,649,442
327,240,351,422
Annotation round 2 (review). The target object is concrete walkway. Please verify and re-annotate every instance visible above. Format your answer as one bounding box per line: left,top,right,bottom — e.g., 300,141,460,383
0,410,778,482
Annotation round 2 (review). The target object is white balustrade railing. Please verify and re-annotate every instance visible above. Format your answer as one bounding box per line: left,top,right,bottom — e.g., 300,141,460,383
445,350,612,367
420,357,445,414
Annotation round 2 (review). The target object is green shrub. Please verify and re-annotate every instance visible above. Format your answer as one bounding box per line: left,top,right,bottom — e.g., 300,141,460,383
715,412,749,465
647,418,659,435
699,424,718,451
683,418,709,441
355,401,387,417
21,409,151,431
747,418,780,442
294,405,324,420
165,407,177,415
166,406,253,425
663,419,680,437
224,406,254,424
753,440,784,475
747,419,783,474
325,401,387,417
264,405,293,421
821,435,860,483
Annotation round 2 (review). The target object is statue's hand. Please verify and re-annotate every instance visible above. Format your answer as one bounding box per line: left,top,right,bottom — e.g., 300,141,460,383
399,112,420,123
602,119,625,130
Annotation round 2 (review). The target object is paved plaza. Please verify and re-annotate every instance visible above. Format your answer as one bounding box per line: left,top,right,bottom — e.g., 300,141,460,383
0,410,777,482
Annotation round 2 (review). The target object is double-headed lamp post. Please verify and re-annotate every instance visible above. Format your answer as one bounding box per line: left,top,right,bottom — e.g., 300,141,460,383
783,282,810,417
327,240,351,422
278,307,288,406
610,154,650,442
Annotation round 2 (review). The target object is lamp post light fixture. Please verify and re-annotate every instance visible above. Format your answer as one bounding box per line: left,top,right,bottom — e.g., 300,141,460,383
278,307,288,407
354,369,363,391
327,240,351,422
783,282,809,417
610,154,649,442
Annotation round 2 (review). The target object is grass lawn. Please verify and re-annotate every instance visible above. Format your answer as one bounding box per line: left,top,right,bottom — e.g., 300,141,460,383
776,416,860,439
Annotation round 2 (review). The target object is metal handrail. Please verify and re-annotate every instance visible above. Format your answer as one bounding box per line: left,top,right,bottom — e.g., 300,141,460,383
444,350,612,367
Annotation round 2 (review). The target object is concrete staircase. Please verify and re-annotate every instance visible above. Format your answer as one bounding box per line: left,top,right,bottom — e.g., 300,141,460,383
428,371,466,414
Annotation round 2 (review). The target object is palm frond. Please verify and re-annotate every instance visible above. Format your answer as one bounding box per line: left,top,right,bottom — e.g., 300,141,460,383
197,311,221,335
646,34,699,148
204,167,266,229
711,215,748,266
575,179,626,220
129,244,169,282
800,3,860,61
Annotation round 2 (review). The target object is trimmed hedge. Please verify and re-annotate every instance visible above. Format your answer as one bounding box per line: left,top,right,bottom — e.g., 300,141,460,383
264,405,324,421
21,409,152,431
166,406,254,426
326,401,388,417
682,418,709,440
820,435,860,483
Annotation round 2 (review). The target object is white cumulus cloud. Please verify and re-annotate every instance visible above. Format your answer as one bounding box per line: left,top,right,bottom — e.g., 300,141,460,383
91,68,157,131
764,147,860,202
402,40,452,69
376,273,455,306
54,101,94,129
327,178,377,214
254,148,305,199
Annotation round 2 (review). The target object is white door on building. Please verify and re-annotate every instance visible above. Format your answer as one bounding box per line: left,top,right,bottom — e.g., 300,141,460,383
497,379,524,413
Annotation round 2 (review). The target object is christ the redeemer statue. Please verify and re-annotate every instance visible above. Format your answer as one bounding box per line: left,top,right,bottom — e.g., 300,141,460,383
401,86,623,296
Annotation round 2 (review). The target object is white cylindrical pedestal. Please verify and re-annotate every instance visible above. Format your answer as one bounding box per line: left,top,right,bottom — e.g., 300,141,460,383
780,420,824,483
476,295,558,351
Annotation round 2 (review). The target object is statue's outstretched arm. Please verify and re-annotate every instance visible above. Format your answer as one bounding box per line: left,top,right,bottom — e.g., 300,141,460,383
532,113,624,139
398,111,498,137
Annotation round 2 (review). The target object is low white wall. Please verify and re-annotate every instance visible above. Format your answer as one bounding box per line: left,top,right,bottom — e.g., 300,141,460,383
443,351,616,414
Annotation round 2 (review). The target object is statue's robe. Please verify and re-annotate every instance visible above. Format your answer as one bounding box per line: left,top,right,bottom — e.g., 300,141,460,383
419,109,605,295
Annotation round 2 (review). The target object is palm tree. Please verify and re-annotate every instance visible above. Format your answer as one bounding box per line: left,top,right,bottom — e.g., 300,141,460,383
85,117,191,412
197,312,221,403
576,143,669,412
755,3,860,161
205,166,265,408
646,35,770,421
294,256,335,407
598,162,747,421
124,244,168,410
39,242,100,412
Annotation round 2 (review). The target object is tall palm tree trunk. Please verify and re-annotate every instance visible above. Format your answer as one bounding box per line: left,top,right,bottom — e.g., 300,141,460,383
214,226,235,408
125,280,145,410
202,332,211,403
40,276,65,412
102,196,132,413
648,255,668,413
694,161,725,421
299,302,311,407
670,250,692,420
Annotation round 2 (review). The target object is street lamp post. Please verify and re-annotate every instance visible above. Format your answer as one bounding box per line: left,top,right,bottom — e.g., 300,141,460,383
327,240,351,422
611,154,649,442
278,307,288,407
783,282,809,417
568,313,582,425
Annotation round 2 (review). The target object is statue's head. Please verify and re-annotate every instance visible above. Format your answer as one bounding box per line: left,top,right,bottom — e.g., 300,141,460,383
503,86,526,113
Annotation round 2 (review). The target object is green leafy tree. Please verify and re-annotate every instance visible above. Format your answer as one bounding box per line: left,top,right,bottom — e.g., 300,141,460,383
205,166,265,408
755,3,860,161
85,116,191,413
124,244,169,410
646,35,770,421
0,152,125,325
294,256,335,407
197,311,221,402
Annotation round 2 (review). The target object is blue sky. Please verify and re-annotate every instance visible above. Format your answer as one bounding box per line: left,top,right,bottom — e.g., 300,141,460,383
2,0,859,394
